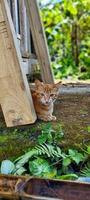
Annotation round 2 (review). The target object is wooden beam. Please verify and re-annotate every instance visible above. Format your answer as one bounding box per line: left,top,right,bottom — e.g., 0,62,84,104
0,0,37,127
19,0,31,58
10,0,19,34
19,0,38,75
25,0,54,84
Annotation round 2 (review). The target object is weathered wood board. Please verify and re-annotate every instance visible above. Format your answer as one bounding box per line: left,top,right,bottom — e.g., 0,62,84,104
0,0,37,127
25,0,54,84
19,0,31,59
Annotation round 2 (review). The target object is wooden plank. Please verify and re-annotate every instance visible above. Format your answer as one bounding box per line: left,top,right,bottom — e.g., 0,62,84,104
19,0,31,58
19,0,38,75
25,0,54,83
0,0,37,127
10,0,19,34
0,1,4,22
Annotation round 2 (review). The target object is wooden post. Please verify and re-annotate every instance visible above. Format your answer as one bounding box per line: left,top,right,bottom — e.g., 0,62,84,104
10,0,19,34
0,0,37,127
25,0,54,84
19,0,38,75
19,0,31,58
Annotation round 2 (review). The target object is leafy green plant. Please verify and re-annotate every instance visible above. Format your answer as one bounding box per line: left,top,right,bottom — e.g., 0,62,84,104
37,123,54,144
0,124,90,180
35,143,64,158
37,123,64,144
0,143,86,179
29,158,57,178
39,0,90,80
0,160,15,175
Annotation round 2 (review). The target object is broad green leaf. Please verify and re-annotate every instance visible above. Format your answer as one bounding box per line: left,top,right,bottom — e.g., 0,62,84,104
63,157,71,166
69,149,76,157
29,158,50,176
72,153,84,164
1,160,15,174
29,158,56,178
44,168,57,178
15,149,37,168
69,149,84,164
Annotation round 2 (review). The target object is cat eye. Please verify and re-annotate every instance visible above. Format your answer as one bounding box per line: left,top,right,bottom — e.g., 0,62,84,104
40,93,44,96
50,94,55,97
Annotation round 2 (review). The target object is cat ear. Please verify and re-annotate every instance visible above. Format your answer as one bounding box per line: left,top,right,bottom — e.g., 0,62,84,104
55,81,62,89
53,81,62,92
35,79,43,88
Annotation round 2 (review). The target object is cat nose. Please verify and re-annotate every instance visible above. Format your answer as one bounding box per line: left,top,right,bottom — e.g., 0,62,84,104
46,100,48,104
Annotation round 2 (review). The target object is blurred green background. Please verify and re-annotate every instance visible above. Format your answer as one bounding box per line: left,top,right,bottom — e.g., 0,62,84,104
39,0,90,80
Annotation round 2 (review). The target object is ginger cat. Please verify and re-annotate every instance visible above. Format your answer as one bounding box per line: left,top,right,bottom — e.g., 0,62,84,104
31,80,61,121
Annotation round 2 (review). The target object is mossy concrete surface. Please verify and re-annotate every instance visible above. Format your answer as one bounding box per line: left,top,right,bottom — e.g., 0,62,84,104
0,83,90,161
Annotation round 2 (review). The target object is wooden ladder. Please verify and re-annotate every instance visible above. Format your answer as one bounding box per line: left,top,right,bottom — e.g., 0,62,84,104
0,0,53,127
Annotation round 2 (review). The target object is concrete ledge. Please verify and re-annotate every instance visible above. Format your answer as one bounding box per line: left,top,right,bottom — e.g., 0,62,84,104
30,81,90,94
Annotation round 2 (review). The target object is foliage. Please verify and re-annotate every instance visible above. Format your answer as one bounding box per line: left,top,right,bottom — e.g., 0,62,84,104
37,123,64,144
0,124,90,180
80,163,90,177
87,145,90,154
29,158,57,178
39,0,90,80
68,149,84,165
0,160,15,175
57,174,78,180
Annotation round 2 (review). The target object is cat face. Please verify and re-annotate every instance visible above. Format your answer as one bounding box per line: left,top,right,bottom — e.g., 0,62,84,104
34,80,61,105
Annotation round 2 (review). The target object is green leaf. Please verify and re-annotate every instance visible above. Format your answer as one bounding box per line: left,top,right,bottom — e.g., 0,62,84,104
29,158,50,176
29,158,56,178
72,153,84,164
73,153,84,164
80,165,90,177
69,149,84,164
1,160,15,174
64,0,77,15
14,167,26,175
44,168,57,179
87,126,90,133
87,146,90,154
37,123,54,144
69,149,76,157
56,146,62,156
63,157,71,166
58,174,78,180
37,133,47,144
15,149,37,168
